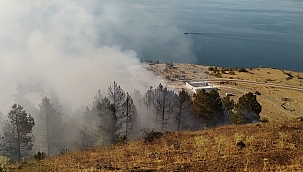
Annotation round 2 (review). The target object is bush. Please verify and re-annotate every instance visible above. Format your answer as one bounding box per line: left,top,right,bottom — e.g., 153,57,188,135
165,62,174,69
142,129,163,143
214,73,222,78
220,68,226,74
260,117,269,123
59,147,70,155
208,66,214,71
296,75,303,79
34,151,46,160
238,67,247,72
254,91,261,95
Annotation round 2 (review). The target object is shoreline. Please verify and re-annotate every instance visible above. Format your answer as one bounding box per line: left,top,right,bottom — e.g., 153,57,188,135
146,62,303,121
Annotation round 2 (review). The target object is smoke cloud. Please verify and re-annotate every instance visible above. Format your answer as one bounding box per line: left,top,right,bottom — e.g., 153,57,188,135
0,1,196,114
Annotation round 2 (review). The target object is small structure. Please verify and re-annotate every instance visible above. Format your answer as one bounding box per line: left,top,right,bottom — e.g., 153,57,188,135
185,82,219,93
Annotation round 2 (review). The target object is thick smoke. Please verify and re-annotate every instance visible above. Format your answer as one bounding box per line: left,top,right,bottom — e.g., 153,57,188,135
0,1,196,114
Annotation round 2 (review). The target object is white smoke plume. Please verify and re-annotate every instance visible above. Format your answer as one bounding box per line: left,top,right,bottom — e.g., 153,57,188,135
0,1,196,116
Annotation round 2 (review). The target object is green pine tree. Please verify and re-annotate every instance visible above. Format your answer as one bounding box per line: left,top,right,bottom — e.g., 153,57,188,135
2,104,35,161
193,89,224,127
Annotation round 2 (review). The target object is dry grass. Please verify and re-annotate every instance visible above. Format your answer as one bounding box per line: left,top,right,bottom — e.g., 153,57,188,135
7,119,303,171
147,63,303,122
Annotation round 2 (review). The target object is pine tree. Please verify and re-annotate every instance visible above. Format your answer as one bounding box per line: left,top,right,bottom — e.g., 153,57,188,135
2,104,35,161
133,89,142,105
230,92,262,124
153,83,175,132
222,96,234,124
66,106,86,149
95,97,120,145
37,97,65,156
141,86,155,117
193,89,224,127
174,89,192,131
108,81,126,119
122,93,139,140
79,106,98,148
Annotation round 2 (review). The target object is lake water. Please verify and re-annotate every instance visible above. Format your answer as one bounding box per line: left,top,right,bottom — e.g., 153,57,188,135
174,0,303,71
94,0,303,71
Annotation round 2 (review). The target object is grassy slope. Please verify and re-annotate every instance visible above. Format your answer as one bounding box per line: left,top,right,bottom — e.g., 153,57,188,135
8,120,303,171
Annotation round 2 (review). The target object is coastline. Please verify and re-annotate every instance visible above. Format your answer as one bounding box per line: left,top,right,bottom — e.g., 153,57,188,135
146,62,303,122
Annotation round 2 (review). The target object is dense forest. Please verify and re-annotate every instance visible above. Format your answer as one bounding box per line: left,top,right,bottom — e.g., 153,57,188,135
0,81,261,161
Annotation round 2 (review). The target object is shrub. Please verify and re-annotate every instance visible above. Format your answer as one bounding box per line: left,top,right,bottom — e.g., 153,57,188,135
59,147,70,155
214,73,222,78
220,68,226,74
296,75,303,79
238,67,247,72
142,129,163,143
208,66,214,71
254,91,261,95
260,117,269,123
229,71,235,75
165,62,174,69
34,151,46,160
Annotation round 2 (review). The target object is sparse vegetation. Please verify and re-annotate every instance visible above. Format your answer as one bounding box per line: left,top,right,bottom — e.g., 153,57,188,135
5,119,302,171
1,63,302,171
194,136,208,157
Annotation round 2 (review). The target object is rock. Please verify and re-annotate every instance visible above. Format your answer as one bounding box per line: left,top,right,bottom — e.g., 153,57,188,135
236,141,246,150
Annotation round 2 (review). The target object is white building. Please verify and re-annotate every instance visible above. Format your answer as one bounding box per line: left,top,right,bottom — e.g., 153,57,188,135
185,82,219,93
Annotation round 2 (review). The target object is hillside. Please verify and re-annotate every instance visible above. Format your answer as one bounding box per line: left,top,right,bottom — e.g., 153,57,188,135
6,119,303,171
147,63,303,122
4,63,303,171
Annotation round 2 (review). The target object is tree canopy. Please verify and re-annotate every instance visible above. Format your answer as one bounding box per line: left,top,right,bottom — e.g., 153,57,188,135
2,104,35,161
230,92,262,124
193,89,224,127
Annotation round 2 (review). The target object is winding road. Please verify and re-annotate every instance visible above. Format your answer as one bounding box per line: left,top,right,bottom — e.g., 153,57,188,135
190,78,303,91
